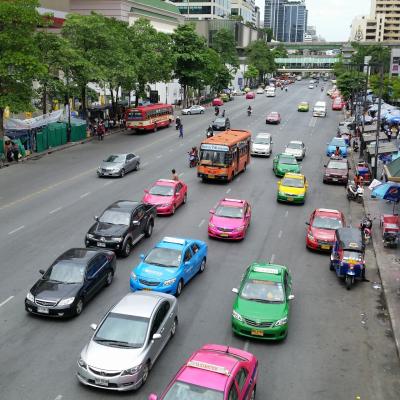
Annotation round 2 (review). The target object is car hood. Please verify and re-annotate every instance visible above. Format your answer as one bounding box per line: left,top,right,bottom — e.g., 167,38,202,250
325,167,347,176
285,148,302,156
278,164,300,173
88,222,127,237
100,161,123,169
252,143,270,151
81,341,145,371
210,215,243,229
310,227,336,242
235,297,287,321
31,280,81,302
135,262,178,282
143,193,172,206
279,185,305,195
212,122,225,127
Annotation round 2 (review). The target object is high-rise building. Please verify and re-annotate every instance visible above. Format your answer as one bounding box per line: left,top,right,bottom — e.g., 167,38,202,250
171,0,231,20
230,0,255,24
264,0,307,42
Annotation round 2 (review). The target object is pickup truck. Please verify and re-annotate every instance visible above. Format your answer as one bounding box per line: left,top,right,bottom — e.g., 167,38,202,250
85,200,156,257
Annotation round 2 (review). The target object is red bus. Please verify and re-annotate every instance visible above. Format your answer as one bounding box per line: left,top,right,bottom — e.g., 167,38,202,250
125,103,174,132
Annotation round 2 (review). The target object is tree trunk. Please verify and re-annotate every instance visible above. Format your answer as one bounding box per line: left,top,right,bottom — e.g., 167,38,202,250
42,83,47,115
0,107,4,142
109,83,116,118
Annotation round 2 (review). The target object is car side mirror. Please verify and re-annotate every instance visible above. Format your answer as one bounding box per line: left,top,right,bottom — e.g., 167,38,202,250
132,220,140,226
148,395,158,400
288,294,295,300
90,323,97,331
184,261,190,266
39,269,45,275
209,209,215,214
140,254,145,260
152,333,162,340
94,216,99,221
277,180,281,185
144,189,149,194
232,288,239,293
305,222,310,226
324,164,327,167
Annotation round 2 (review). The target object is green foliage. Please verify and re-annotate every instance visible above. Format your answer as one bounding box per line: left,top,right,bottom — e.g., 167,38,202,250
350,43,391,72
370,74,400,102
272,44,288,59
246,40,276,82
336,71,365,100
333,61,346,77
244,65,259,86
202,48,232,93
210,28,238,69
230,15,243,22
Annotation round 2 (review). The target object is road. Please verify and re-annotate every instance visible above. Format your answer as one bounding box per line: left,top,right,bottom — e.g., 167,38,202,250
0,81,399,400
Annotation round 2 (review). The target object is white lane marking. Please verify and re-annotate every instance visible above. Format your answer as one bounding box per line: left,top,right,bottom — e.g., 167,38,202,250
49,207,62,215
54,395,63,400
270,254,276,263
0,296,14,308
284,210,289,217
178,172,184,177
80,192,90,198
142,162,149,167
236,177,241,182
103,181,113,186
8,225,25,235
156,154,162,159
278,230,283,239
226,188,231,194
198,219,205,228
243,340,250,352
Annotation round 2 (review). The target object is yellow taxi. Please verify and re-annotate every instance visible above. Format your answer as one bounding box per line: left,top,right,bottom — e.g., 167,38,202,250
277,173,308,204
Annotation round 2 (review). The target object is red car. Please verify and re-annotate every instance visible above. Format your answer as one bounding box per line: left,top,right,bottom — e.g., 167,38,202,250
266,111,281,124
306,208,345,251
332,97,344,111
143,179,187,215
212,98,224,106
245,92,255,99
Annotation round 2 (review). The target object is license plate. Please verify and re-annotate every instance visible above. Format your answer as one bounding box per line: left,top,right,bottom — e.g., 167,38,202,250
287,197,294,201
37,306,49,314
208,175,215,179
95,378,109,387
251,329,264,337
220,233,229,237
143,288,152,291
97,242,106,247
332,178,338,182
321,244,330,250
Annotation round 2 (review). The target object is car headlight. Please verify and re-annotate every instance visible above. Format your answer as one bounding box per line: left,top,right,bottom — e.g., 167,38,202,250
121,364,142,376
58,297,75,306
234,225,245,232
307,233,315,241
78,357,87,369
163,278,176,286
130,271,137,281
274,317,288,327
278,191,285,196
86,233,94,239
208,222,215,228
232,310,244,322
26,292,34,302
111,236,123,242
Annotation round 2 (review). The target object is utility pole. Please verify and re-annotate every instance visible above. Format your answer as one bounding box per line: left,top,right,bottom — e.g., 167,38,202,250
373,64,384,179
361,56,372,157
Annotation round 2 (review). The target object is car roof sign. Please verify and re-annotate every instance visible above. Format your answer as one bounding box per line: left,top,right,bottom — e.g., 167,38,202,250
223,198,244,203
162,237,186,245
253,266,280,274
158,179,175,183
187,360,231,376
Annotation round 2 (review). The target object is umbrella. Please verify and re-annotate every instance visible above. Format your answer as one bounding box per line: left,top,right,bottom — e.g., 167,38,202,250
371,182,400,212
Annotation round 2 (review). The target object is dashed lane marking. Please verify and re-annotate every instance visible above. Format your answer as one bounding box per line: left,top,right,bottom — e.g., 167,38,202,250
284,210,289,217
8,225,25,235
198,219,205,228
156,154,162,159
54,395,63,400
142,162,149,167
226,188,231,194
243,340,250,352
49,207,62,215
270,254,276,263
0,296,14,308
80,192,90,199
103,181,113,186
278,230,283,239
178,172,184,177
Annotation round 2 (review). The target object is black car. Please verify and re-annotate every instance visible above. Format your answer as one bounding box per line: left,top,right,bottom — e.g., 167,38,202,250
212,117,230,131
25,248,116,318
85,200,156,257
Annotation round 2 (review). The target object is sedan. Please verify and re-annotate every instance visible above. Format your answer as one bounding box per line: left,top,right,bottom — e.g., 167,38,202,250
309,84,314,89
25,248,116,318
273,153,300,177
323,157,349,185
284,140,306,160
251,133,273,157
77,291,178,391
143,179,187,215
212,98,223,106
181,105,205,115
212,117,230,131
326,137,348,157
277,173,308,204
256,87,264,94
97,153,140,178
266,111,281,124
298,101,309,112
245,91,255,99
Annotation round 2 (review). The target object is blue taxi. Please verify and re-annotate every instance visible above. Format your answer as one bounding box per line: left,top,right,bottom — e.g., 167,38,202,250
130,237,208,296
326,137,347,157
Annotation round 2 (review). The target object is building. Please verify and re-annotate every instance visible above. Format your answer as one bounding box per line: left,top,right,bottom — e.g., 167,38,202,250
230,0,254,24
254,5,261,28
170,0,230,20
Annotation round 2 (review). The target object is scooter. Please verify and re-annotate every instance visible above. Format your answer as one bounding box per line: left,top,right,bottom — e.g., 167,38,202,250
360,215,373,244
352,140,359,152
206,130,213,138
346,182,364,203
188,152,198,168
247,109,252,117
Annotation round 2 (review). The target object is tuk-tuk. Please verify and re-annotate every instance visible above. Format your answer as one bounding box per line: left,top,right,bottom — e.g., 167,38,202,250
330,228,365,290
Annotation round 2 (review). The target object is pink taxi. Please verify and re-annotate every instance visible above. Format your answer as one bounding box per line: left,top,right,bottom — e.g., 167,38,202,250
148,344,258,400
208,198,251,240
143,179,187,215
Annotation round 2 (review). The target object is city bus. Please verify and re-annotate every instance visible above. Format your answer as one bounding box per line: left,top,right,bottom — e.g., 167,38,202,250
197,129,251,182
125,103,174,132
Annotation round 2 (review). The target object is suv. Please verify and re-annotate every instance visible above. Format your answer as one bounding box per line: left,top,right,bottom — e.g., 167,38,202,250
85,201,156,257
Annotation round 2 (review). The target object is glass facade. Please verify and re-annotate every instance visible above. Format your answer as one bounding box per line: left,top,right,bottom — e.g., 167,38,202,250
172,0,230,18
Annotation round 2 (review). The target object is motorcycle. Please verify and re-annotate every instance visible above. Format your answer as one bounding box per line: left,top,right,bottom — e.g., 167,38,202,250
352,139,359,152
247,109,252,117
206,130,213,138
346,182,364,203
188,152,198,168
214,107,220,117
360,215,373,244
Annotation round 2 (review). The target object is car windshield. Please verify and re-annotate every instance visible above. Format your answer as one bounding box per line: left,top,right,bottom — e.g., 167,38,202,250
328,161,347,170
312,216,342,230
215,205,243,218
144,247,181,268
269,113,278,117
149,185,174,196
254,136,270,144
280,156,297,165
331,139,346,147
104,155,125,163
94,313,149,348
241,279,285,303
44,261,85,284
343,250,362,261
99,210,130,226
300,102,308,106
163,381,224,400
214,118,225,124
281,177,304,188
287,142,302,149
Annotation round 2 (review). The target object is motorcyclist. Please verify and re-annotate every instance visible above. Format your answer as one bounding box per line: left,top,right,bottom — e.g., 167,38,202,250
175,116,181,130
321,86,324,92
214,106,220,116
206,125,213,138
334,146,341,157
247,105,252,117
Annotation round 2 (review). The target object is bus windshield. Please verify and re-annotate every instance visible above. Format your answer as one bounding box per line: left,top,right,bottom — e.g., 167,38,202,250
200,150,229,167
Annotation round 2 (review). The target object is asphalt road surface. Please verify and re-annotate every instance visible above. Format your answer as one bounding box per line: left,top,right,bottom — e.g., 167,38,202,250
0,81,399,400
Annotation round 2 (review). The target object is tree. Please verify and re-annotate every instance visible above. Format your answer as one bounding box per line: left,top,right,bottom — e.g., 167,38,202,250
0,0,45,138
172,24,208,107
351,43,391,72
244,65,259,87
370,74,400,102
202,48,232,93
336,71,365,100
210,28,239,71
246,40,275,83
272,44,288,59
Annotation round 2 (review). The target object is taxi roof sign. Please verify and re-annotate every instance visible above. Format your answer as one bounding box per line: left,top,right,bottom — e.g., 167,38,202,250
253,266,280,274
162,237,186,245
158,179,176,183
223,198,244,203
187,360,231,376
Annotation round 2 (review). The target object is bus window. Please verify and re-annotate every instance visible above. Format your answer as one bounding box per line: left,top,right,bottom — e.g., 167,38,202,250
200,150,228,166
128,110,142,120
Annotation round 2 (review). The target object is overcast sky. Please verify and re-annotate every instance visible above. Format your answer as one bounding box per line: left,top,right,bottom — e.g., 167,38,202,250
256,0,372,41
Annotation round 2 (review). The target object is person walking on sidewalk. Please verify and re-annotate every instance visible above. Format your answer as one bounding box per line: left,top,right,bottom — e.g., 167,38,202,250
179,124,184,138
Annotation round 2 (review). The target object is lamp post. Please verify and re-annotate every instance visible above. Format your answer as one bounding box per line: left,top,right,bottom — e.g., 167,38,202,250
373,64,384,180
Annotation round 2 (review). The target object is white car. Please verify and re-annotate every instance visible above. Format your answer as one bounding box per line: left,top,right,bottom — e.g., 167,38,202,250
256,87,265,94
308,84,314,89
284,140,306,160
251,133,273,157
181,105,205,115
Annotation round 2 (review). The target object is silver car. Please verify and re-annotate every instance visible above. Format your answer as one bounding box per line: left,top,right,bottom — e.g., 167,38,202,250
77,292,178,391
97,153,140,178
284,140,306,160
181,105,205,115
251,133,273,157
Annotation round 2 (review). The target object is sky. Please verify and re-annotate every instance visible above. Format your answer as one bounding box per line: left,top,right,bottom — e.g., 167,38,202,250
256,0,372,41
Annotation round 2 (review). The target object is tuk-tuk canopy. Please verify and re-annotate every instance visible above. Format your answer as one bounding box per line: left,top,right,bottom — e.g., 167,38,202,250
335,228,364,251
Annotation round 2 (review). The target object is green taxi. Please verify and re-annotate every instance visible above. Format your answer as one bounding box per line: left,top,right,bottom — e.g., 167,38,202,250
219,93,230,102
297,101,309,112
231,263,294,340
273,153,300,177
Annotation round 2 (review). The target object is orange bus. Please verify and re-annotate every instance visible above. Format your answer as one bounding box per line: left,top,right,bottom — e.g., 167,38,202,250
197,129,251,182
125,103,174,132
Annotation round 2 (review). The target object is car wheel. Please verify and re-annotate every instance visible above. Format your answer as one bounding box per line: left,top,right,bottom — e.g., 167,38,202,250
122,238,132,258
75,298,84,316
249,387,256,400
329,261,334,271
200,110,204,114
171,317,178,337
141,361,150,387
120,168,125,178
105,270,114,286
187,111,191,115
171,204,176,215
175,279,183,297
135,161,140,171
199,258,206,273
154,124,158,132
183,193,187,204
144,220,153,238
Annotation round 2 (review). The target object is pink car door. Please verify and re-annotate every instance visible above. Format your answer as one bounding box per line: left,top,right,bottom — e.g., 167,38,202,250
175,183,183,206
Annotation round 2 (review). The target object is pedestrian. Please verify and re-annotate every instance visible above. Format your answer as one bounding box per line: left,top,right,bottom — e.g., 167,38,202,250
387,129,392,142
104,117,109,132
171,169,179,181
12,142,19,162
179,124,184,138
334,146,340,157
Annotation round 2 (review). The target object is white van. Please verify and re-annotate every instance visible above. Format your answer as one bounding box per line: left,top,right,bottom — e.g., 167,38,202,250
313,101,327,117
265,87,276,97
